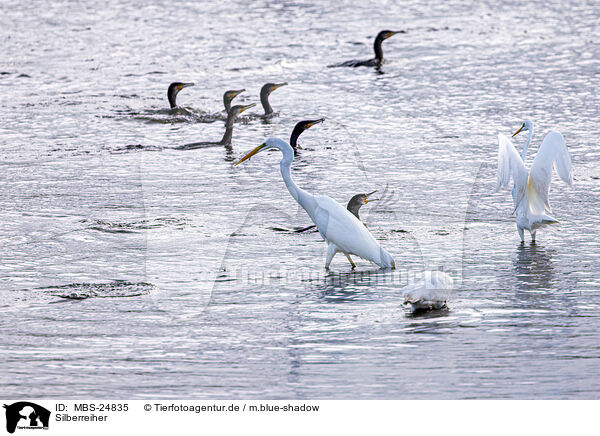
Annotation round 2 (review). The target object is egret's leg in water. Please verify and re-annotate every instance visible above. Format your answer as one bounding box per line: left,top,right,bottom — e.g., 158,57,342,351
345,253,356,269
518,226,525,242
531,230,537,243
325,244,339,270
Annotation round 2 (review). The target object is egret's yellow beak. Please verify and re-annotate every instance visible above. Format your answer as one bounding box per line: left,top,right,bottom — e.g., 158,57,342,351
235,143,266,166
240,103,256,113
364,190,378,204
512,124,525,137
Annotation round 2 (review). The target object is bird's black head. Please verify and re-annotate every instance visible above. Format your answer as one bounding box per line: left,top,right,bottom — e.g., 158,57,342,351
261,82,287,98
290,118,325,151
346,190,377,219
223,89,245,112
167,82,194,108
294,118,325,136
228,103,256,120
376,29,405,41
373,30,405,62
260,82,287,115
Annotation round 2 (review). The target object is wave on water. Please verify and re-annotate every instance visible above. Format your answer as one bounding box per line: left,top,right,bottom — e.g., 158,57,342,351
82,217,190,233
109,107,223,124
108,143,165,153
39,280,155,300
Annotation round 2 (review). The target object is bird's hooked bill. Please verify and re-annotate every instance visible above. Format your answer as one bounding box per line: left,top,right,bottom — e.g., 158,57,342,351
364,190,378,203
274,82,288,89
180,82,195,89
235,143,266,166
240,103,257,113
306,118,325,128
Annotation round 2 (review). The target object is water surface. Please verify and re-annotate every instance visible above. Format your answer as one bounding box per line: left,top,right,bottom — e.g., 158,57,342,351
1,0,599,399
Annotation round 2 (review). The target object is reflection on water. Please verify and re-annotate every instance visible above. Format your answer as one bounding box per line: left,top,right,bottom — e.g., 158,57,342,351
1,0,599,399
318,269,391,302
514,243,556,291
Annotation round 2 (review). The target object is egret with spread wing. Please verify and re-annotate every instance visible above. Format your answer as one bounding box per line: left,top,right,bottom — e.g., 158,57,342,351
235,138,395,270
496,120,573,242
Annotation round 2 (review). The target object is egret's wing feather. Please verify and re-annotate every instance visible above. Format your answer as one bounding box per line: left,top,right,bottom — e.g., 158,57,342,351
496,134,528,209
529,131,572,213
402,272,453,313
311,195,384,265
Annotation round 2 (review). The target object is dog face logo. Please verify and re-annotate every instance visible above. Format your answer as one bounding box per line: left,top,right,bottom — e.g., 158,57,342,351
3,402,50,434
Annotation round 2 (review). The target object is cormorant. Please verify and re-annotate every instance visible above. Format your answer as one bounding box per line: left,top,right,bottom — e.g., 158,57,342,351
259,82,287,117
223,89,245,114
295,190,377,232
346,191,378,220
329,30,405,68
178,103,256,150
167,82,194,108
290,118,325,154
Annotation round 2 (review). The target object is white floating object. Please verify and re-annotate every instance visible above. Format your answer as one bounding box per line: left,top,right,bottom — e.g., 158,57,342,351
402,271,454,313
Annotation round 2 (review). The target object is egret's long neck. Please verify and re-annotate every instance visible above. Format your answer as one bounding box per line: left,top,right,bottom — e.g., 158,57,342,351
278,146,311,206
280,151,300,202
521,128,532,161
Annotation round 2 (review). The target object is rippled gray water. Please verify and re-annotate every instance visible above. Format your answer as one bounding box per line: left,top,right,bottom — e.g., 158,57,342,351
1,0,599,399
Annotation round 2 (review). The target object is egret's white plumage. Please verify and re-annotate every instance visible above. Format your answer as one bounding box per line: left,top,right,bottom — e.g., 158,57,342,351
496,121,573,242
236,138,395,270
401,271,453,313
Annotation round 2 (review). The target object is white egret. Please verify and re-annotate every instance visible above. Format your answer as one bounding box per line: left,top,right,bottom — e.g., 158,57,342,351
235,138,395,270
496,120,573,242
401,271,454,313
295,190,377,233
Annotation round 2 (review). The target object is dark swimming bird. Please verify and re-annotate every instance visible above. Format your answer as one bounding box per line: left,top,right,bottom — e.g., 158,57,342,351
260,82,287,117
167,82,194,108
290,118,325,154
329,30,405,68
295,190,377,233
178,103,256,150
223,89,245,114
346,191,378,220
